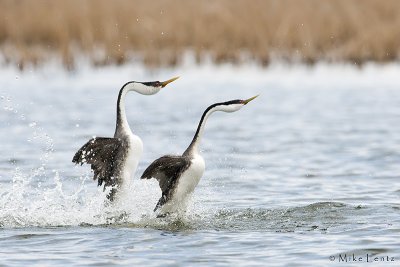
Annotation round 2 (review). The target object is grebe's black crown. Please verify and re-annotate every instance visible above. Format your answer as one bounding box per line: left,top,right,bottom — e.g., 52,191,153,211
121,76,179,89
143,76,180,88
219,99,243,105
213,95,259,107
120,80,160,88
142,81,162,87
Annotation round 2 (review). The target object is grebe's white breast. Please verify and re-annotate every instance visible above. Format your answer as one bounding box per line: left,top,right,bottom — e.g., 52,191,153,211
173,153,205,204
120,133,143,192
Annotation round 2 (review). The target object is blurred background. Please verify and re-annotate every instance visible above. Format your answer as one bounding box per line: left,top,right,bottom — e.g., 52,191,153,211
1,0,399,70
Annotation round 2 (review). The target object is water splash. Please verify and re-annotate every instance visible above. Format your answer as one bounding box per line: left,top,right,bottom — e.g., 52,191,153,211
0,95,169,228
0,152,177,228
0,169,106,227
0,96,110,227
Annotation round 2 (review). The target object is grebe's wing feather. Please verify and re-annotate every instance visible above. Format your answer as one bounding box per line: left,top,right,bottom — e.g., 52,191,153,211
141,155,190,194
72,137,123,187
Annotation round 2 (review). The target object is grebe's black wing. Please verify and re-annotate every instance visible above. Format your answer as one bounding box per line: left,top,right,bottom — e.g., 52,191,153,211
72,137,123,187
141,155,190,210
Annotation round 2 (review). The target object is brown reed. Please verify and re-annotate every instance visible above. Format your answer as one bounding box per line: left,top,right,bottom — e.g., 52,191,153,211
1,0,399,69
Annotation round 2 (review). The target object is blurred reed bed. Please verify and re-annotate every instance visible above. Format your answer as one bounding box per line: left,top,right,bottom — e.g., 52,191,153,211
1,0,400,69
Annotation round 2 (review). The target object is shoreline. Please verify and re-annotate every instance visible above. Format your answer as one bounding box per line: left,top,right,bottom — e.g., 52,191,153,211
1,49,400,73
2,46,399,72
2,57,399,93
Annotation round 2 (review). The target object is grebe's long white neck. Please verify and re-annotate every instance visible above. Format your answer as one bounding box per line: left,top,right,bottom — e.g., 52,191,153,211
114,84,132,137
183,106,215,156
183,102,244,156
114,78,179,138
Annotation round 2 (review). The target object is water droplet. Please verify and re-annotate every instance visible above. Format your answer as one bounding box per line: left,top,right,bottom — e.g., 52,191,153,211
75,124,80,127
29,122,37,127
161,31,164,35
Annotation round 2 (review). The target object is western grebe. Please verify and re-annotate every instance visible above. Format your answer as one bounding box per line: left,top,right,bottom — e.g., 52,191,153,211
73,77,179,201
141,95,258,215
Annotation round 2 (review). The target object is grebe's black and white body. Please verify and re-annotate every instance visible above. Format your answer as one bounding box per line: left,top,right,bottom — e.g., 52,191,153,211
72,77,179,201
141,95,258,215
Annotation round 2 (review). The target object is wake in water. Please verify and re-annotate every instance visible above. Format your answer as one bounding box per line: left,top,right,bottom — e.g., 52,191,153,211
0,140,395,233
0,164,384,233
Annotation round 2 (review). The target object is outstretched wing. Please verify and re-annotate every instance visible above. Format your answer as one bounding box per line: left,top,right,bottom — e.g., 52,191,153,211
72,137,123,187
141,155,191,205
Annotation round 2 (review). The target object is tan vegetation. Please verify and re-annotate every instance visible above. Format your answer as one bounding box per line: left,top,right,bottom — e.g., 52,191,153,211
1,0,400,69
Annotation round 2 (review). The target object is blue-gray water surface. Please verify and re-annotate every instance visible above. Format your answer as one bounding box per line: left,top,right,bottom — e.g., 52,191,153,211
0,62,399,266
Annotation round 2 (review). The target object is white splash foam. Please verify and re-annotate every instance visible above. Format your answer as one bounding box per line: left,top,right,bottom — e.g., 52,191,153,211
0,164,215,228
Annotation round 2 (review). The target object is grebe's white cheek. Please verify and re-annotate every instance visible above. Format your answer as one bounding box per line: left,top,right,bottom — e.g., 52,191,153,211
148,86,162,95
225,104,244,113
135,84,161,95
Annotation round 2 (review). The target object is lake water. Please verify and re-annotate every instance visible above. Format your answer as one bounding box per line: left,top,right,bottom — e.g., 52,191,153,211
0,61,399,266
